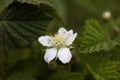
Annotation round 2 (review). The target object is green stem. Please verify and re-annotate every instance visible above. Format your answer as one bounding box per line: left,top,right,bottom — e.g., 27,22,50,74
86,63,98,80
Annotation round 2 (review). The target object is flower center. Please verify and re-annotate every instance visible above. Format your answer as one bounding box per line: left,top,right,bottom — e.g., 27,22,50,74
52,35,65,47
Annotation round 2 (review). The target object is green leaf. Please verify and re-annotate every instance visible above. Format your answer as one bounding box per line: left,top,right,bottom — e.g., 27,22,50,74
87,61,120,80
80,19,119,53
96,61,120,80
0,1,55,48
8,72,36,80
17,0,51,5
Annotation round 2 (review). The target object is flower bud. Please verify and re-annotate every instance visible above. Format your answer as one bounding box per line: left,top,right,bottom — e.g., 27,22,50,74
102,11,111,20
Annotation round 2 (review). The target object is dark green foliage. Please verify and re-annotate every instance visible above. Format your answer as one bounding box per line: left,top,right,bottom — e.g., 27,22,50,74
66,73,84,80
8,72,36,80
17,0,50,5
0,0,55,48
47,70,71,80
47,69,84,80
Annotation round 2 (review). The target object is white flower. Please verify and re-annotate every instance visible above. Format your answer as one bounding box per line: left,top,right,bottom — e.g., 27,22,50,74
38,27,77,64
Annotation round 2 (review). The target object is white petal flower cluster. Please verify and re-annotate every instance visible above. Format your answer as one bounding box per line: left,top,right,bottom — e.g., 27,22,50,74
38,27,77,64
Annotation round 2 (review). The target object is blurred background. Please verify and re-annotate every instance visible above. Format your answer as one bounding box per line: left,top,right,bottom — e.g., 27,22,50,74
49,0,120,34
1,0,120,32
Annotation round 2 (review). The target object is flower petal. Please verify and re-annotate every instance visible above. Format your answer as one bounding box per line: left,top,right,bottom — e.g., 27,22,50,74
38,36,53,47
65,33,77,46
67,30,73,36
44,48,57,63
58,27,67,35
58,48,72,64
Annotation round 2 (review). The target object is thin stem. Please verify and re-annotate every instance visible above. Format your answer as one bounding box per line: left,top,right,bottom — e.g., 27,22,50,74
86,63,98,80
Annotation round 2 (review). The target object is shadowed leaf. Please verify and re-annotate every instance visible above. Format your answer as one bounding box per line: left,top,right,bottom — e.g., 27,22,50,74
0,1,56,48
